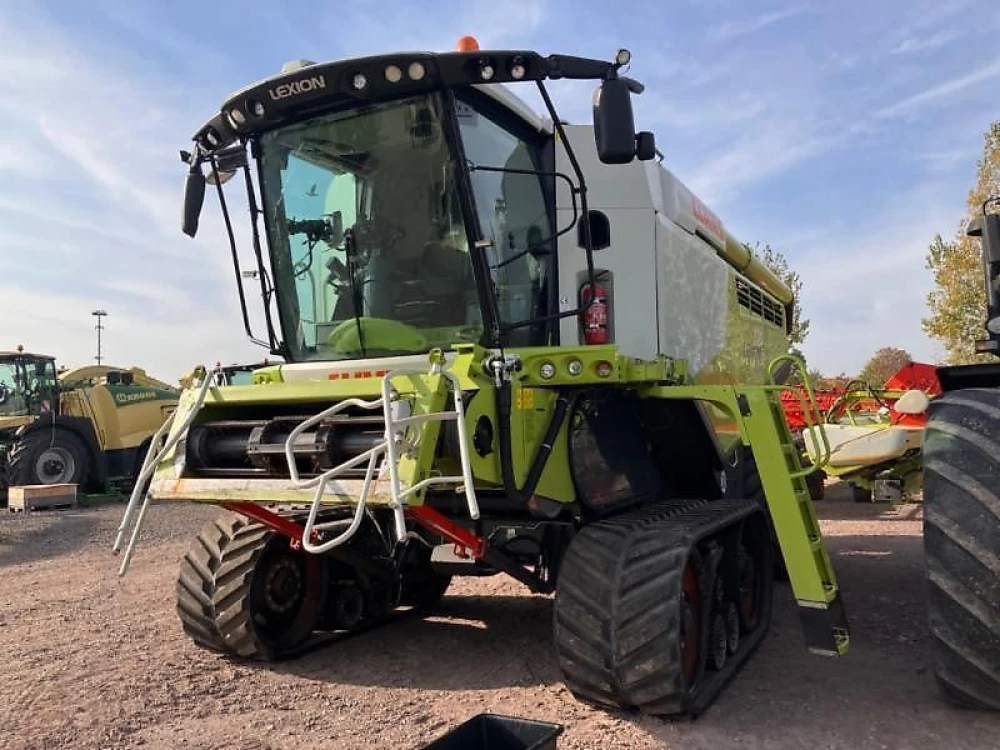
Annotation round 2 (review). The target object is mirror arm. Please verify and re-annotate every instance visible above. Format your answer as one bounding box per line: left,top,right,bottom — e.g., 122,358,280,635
535,80,598,320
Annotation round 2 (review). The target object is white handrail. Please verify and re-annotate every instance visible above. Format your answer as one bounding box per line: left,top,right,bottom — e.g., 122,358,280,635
114,366,219,576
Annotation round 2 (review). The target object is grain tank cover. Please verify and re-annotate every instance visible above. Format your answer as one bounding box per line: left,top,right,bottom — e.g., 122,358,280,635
658,167,727,252
656,165,793,306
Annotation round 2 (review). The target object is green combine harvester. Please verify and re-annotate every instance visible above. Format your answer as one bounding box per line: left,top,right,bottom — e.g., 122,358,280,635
114,39,998,716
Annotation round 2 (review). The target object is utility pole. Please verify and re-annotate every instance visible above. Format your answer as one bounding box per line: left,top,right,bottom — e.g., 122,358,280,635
91,310,107,365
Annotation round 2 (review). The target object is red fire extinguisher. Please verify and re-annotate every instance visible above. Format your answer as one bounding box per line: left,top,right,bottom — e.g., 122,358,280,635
579,280,609,345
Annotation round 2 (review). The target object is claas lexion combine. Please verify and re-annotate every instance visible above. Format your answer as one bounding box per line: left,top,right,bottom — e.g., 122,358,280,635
113,40,997,716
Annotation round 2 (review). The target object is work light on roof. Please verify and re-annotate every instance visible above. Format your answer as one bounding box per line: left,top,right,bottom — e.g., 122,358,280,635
352,73,368,91
408,61,426,81
478,59,495,81
385,64,403,83
509,56,527,80
248,99,265,118
228,107,247,127
615,48,631,66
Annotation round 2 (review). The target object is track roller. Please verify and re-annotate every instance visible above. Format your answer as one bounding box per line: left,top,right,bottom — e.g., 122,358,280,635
553,497,773,717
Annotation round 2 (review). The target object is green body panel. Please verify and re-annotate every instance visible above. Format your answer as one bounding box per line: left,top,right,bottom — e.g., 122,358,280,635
392,369,451,503
689,272,793,459
696,273,791,387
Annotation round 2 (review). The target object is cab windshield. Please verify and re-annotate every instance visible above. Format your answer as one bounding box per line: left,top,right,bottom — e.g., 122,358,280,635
259,91,554,361
0,356,57,417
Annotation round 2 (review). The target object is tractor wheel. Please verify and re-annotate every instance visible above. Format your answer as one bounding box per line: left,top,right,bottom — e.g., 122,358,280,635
176,511,327,660
398,538,451,610
922,388,1000,710
805,467,825,502
8,430,88,486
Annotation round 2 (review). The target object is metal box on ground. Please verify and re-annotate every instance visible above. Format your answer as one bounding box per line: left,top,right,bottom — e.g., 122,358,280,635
420,713,564,750
7,484,78,512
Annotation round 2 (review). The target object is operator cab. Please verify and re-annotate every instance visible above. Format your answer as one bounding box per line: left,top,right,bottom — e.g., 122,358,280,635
0,350,59,417
181,42,654,364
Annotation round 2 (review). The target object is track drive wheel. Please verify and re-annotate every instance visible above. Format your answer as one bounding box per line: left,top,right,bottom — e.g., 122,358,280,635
922,388,1000,710
176,511,328,660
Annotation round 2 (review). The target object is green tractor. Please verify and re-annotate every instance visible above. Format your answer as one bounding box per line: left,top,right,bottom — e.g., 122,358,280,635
115,41,916,717
920,197,1000,710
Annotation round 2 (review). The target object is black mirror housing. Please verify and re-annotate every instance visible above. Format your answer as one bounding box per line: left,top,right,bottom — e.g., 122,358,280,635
635,131,656,161
182,165,206,238
593,77,638,164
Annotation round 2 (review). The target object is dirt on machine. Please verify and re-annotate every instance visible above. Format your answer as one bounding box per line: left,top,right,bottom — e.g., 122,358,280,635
111,38,999,724
0,349,179,499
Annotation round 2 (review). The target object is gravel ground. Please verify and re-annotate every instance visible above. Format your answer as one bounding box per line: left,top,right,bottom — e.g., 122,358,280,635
2,483,998,750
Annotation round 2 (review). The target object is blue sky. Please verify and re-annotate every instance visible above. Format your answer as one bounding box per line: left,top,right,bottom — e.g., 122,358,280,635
1,0,998,380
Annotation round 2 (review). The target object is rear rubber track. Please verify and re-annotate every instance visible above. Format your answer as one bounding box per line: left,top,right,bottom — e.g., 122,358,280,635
922,387,1000,710
553,497,773,717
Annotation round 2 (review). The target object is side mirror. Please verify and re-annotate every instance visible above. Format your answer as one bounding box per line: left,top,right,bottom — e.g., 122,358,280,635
635,131,656,161
181,156,206,238
593,77,638,165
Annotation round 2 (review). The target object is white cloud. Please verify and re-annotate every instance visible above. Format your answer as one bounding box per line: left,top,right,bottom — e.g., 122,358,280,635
797,186,963,375
874,58,1000,120
0,9,266,381
706,6,807,42
889,29,960,55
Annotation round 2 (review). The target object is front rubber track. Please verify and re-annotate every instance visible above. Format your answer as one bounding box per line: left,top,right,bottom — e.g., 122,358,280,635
553,497,773,717
922,387,1000,710
176,511,327,661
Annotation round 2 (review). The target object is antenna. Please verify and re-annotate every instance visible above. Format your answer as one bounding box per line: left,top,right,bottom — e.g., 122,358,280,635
91,309,108,365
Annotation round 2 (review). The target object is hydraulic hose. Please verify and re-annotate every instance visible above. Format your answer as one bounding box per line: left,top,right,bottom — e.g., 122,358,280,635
496,379,575,505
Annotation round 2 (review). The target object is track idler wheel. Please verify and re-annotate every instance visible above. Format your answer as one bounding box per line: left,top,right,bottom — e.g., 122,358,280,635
176,511,328,660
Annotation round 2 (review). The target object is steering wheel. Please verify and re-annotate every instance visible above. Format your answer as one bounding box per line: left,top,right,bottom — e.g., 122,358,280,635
0,382,8,405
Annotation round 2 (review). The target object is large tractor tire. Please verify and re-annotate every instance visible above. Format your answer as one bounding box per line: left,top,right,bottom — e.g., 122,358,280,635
176,512,328,661
7,429,88,486
922,388,1000,710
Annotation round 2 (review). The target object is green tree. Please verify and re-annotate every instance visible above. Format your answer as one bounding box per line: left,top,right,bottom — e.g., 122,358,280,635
859,346,912,386
922,121,1000,364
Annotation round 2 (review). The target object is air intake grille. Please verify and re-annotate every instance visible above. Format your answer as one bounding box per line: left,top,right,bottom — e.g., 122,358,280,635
736,278,785,329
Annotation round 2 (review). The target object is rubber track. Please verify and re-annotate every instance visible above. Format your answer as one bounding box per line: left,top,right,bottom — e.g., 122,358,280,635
553,497,769,717
923,388,1000,710
175,512,276,660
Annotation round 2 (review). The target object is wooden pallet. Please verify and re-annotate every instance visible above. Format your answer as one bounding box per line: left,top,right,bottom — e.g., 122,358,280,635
7,484,78,512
